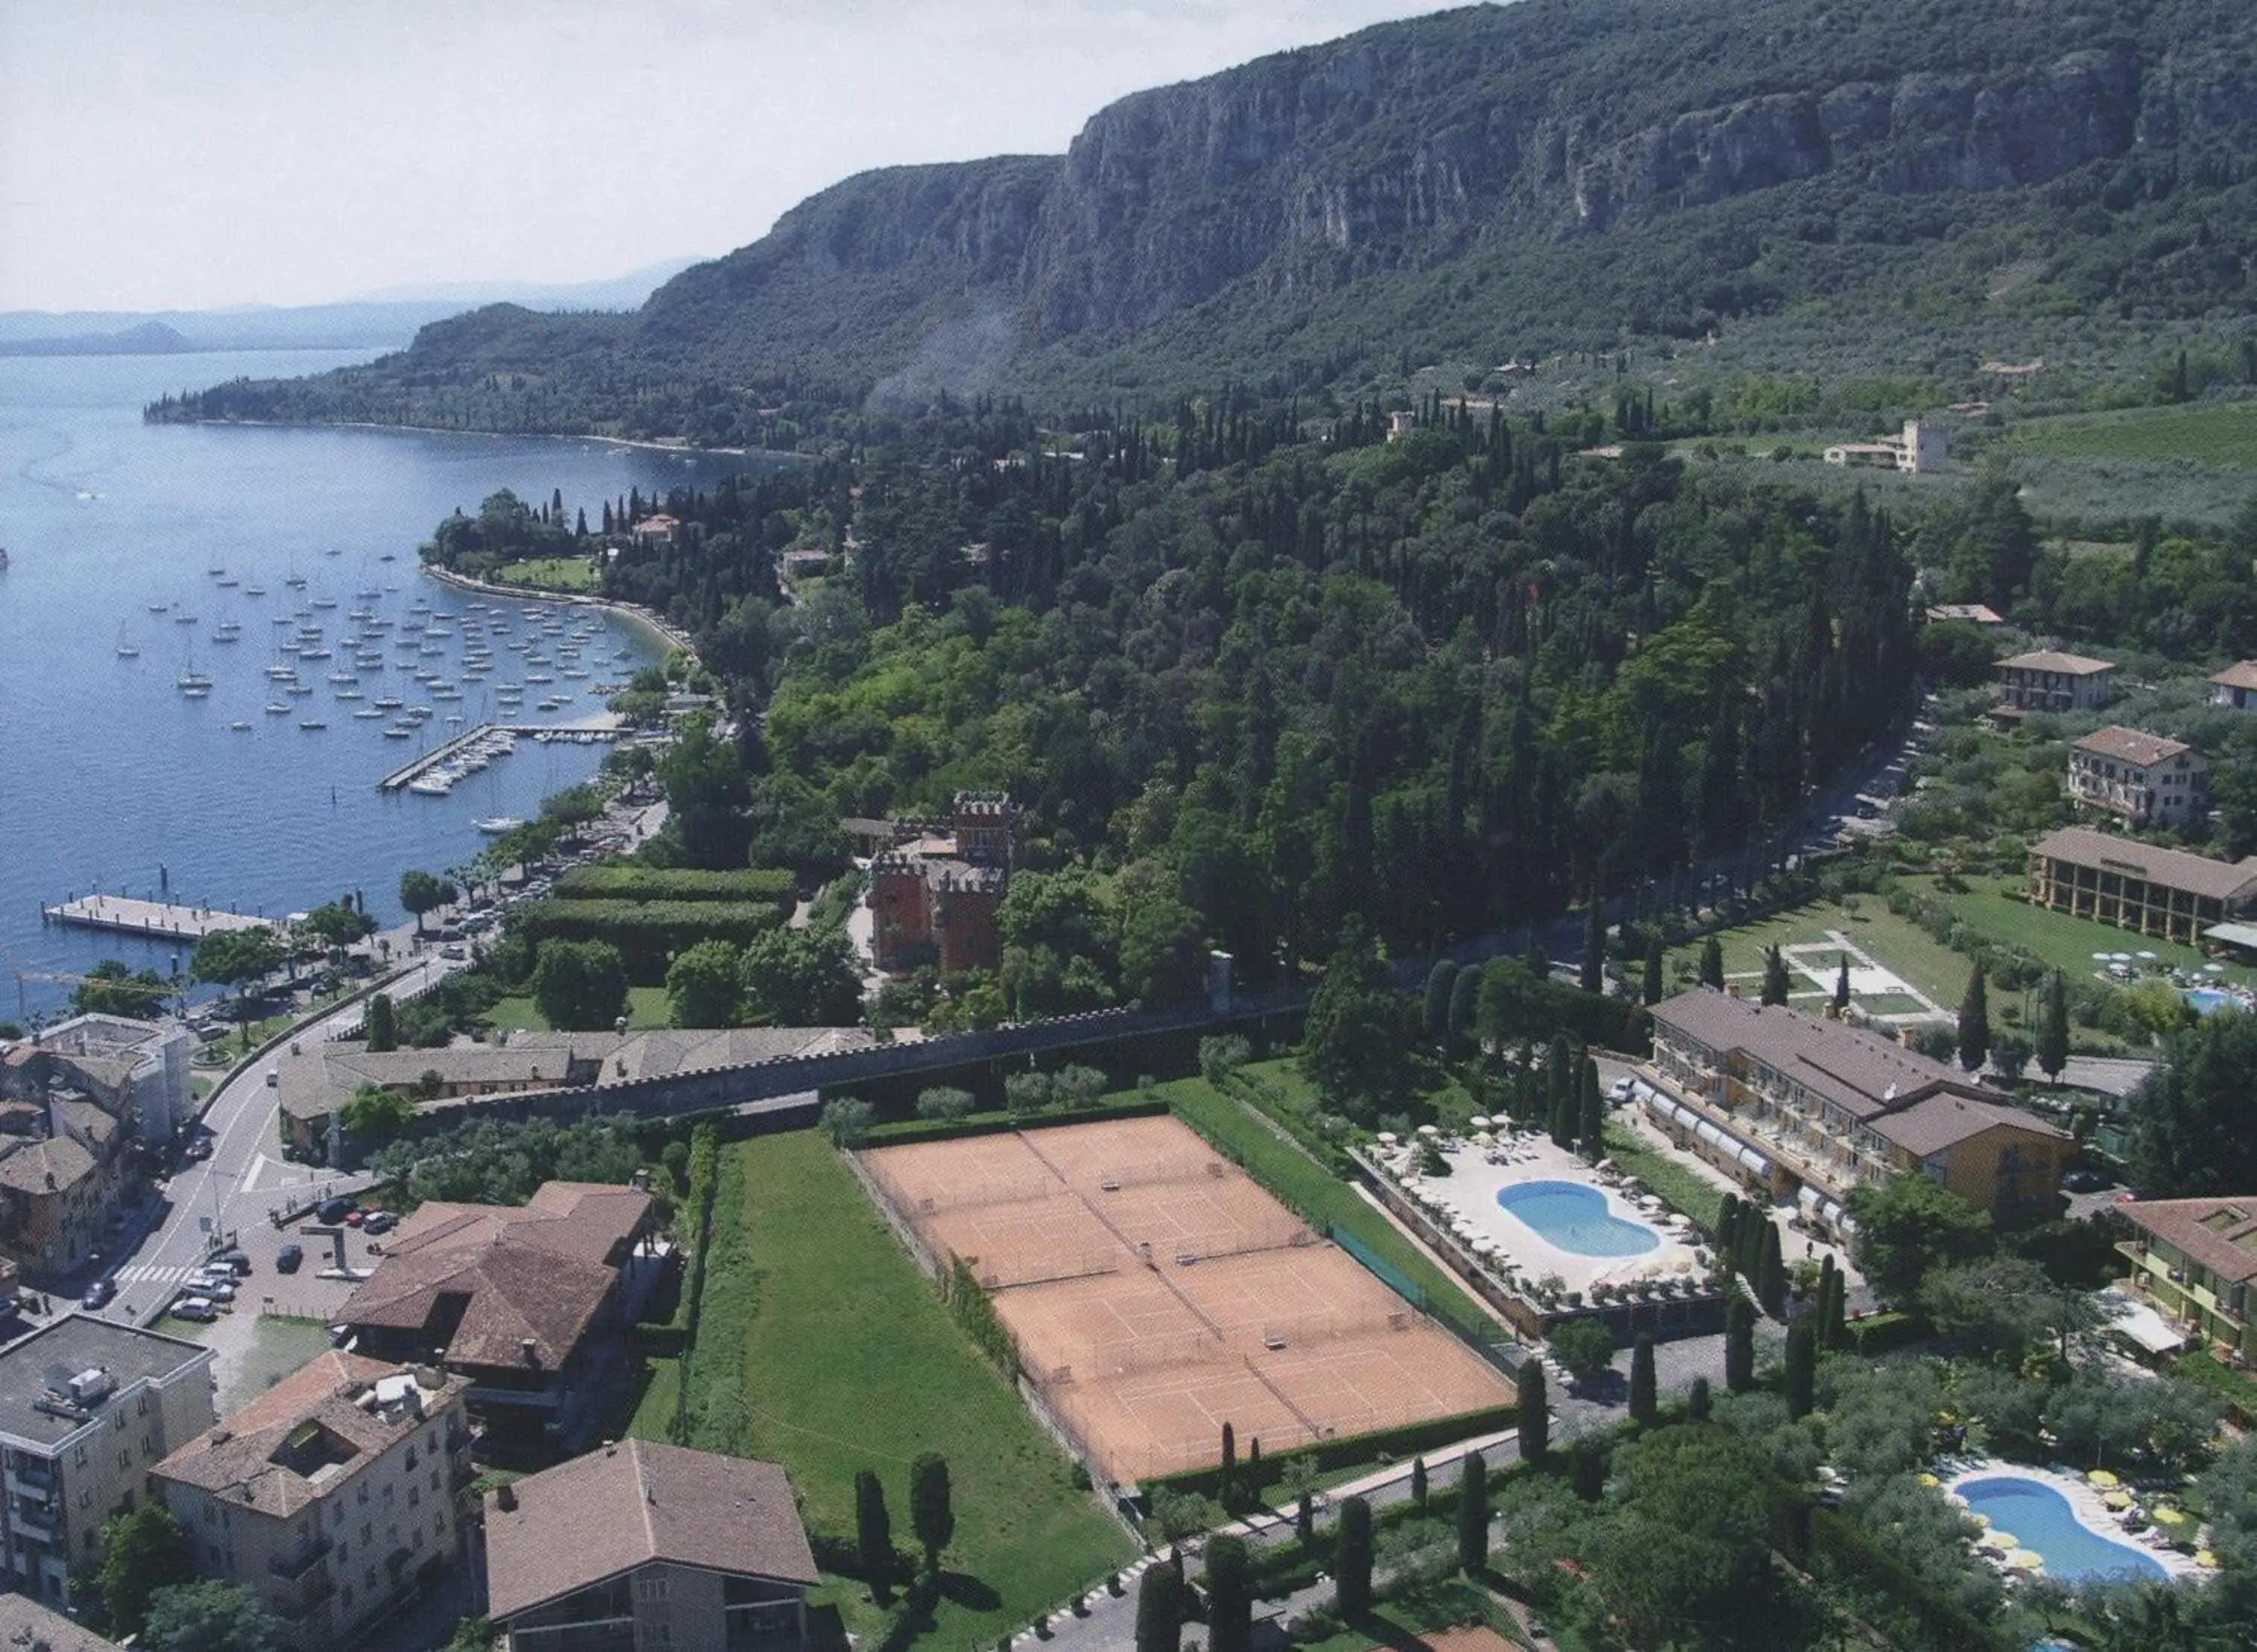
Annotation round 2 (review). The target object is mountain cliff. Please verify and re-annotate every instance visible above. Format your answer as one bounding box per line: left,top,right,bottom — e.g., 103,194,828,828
162,0,2257,431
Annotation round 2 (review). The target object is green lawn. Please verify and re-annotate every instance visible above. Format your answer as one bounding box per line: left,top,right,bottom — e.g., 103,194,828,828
1160,1069,1502,1338
493,555,597,591
1599,1123,1727,1234
483,984,670,1033
1663,898,1967,1010
660,1132,1132,1647
2008,401,2257,468
1911,874,2250,988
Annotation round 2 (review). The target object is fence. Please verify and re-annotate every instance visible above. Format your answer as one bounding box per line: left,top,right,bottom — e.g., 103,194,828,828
1328,1223,1515,1368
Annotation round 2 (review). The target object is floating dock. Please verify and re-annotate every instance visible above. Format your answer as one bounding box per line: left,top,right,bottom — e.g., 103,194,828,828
376,718,625,792
41,896,271,941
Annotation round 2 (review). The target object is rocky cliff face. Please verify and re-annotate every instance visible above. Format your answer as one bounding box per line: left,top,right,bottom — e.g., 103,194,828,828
437,0,2257,398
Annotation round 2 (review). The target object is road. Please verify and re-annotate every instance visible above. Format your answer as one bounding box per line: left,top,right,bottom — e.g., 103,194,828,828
88,932,463,1328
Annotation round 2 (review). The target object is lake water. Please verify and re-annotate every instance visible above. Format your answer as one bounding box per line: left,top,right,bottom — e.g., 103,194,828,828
0,350,746,1021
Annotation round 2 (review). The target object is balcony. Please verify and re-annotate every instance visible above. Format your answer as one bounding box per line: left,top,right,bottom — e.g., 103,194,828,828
269,1538,333,1581
9,1505,57,1544
271,1576,336,1622
5,1466,56,1501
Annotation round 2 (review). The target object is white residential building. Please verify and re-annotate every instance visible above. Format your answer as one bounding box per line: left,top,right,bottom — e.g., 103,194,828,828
2069,727,2209,828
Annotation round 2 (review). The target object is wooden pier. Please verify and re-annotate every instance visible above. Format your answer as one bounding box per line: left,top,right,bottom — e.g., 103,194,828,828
42,895,272,942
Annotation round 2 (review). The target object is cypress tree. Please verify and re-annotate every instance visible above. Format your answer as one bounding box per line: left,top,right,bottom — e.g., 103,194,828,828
1578,1056,1605,1159
1725,1296,1756,1393
1410,1456,1429,1508
1757,1220,1787,1317
1698,934,1725,989
1335,1496,1374,1617
1455,1450,1490,1574
365,992,396,1052
1687,1374,1712,1423
1642,934,1665,1005
1569,1438,1606,1502
1736,1207,1766,1285
1515,1360,1549,1465
1581,900,1605,993
1785,1320,1818,1420
2036,967,2069,1080
1833,955,1851,1013
1761,944,1791,1007
1135,1556,1183,1652
1958,964,1991,1073
1628,1335,1657,1427
1447,967,1481,1055
1825,1262,1848,1349
1217,1422,1236,1510
1815,1256,1839,1350
1423,960,1459,1046
1295,1490,1314,1545
1203,1535,1252,1652
1717,1193,1742,1264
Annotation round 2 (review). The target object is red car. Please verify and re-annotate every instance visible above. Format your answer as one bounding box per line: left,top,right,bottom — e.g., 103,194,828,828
342,1209,366,1227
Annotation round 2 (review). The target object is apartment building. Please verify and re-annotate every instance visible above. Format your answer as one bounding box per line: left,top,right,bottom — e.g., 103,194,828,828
2067,726,2208,828
1643,992,2071,1231
153,1353,470,1650
484,1440,819,1652
2116,1196,2257,1365
1995,650,2118,714
2026,826,2257,946
0,1318,216,1610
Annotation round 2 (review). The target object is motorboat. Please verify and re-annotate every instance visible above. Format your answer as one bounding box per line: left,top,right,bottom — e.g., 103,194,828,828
475,816,527,835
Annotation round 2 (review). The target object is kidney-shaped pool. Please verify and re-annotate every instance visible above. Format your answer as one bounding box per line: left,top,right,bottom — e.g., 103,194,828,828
1493,1180,1661,1258
1958,1475,2167,1584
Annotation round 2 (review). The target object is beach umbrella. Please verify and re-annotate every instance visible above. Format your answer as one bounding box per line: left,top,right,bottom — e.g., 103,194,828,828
1418,1124,1441,1138
2009,1550,2044,1572
2087,1468,2120,1488
2153,1506,2189,1526
1980,1529,2017,1551
2198,1549,2219,1568
1469,1116,1491,1129
1916,1472,1940,1488
1376,1131,1399,1145
2092,952,2111,961
2137,950,2158,961
2104,1490,2133,1509
2206,963,2226,973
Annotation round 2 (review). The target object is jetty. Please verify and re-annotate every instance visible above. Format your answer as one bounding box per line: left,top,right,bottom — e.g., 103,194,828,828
42,896,271,942
377,717,626,792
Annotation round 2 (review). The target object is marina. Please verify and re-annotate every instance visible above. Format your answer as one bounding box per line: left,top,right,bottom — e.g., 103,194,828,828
376,718,627,793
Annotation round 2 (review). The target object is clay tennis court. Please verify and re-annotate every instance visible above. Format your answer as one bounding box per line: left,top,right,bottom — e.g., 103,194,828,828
862,1114,1508,1482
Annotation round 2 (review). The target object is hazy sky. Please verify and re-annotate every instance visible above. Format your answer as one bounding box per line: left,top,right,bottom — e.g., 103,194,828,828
0,0,1463,314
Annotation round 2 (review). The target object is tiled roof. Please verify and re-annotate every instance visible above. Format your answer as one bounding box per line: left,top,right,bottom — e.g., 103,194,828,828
485,1440,819,1622
2029,827,2257,903
2073,726,2194,767
2119,1196,2257,1287
1650,992,2001,1122
1997,650,2117,676
154,1353,463,1518
2211,661,2257,692
0,1133,97,1194
339,1183,651,1371
1869,1091,2068,1157
0,1593,125,1649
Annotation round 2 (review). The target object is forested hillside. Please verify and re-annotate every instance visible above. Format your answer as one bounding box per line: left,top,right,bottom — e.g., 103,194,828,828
153,0,2255,436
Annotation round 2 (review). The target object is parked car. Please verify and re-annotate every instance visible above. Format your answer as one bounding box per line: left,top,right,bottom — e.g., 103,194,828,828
198,1280,237,1303
183,1136,212,1161
361,1210,396,1235
315,1196,352,1225
439,944,467,960
2062,1168,2113,1193
342,1208,366,1227
275,1244,305,1274
213,1250,251,1275
172,1296,218,1323
81,1278,116,1310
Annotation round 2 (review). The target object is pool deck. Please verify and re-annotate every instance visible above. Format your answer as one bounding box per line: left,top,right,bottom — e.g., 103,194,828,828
1385,1132,1704,1297
1945,1461,2210,1583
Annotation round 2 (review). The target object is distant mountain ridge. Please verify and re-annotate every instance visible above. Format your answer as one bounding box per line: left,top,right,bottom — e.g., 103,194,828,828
163,0,2257,430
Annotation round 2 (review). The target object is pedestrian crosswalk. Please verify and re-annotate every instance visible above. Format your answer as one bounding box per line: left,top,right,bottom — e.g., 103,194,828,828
113,1263,202,1286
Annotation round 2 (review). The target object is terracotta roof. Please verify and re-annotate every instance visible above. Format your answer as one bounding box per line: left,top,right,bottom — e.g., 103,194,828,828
1926,603,2003,624
340,1183,650,1371
0,1134,97,1194
2073,726,2194,767
1997,650,2117,676
2211,662,2257,692
153,1353,463,1519
1869,1091,2068,1158
0,1593,125,1650
2029,827,2257,903
486,1440,818,1620
1649,992,2005,1122
2119,1196,2257,1287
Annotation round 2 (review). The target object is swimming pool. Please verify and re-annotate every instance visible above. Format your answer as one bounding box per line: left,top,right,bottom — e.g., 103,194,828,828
2183,987,2237,1016
1494,1180,1660,1258
1958,1475,2168,1584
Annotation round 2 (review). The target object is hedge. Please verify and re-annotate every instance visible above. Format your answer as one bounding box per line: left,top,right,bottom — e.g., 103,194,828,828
860,1098,1171,1148
514,899,786,981
554,865,797,906
1843,1310,1927,1355
1138,1402,1517,1499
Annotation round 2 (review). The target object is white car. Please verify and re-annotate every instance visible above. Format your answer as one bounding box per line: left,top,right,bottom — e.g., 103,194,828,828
172,1296,218,1322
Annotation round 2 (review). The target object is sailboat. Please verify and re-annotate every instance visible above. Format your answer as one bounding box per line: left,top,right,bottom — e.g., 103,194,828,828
115,624,140,659
176,642,213,697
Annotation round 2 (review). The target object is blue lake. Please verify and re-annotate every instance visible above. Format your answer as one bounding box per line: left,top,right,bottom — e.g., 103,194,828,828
0,350,754,1020
1494,1180,1660,1258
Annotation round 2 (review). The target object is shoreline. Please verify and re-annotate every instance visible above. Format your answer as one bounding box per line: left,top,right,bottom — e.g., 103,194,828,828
418,562,694,661
159,411,804,467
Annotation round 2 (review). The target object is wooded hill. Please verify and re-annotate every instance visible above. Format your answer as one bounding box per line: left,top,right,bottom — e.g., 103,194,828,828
151,0,2256,438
